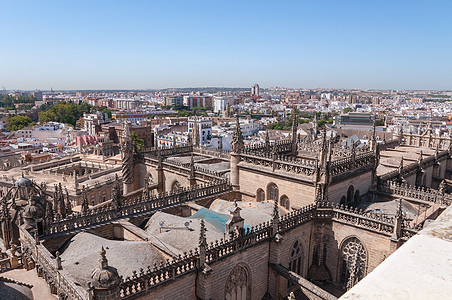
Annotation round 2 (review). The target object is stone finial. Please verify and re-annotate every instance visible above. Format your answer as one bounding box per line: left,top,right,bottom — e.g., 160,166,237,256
100,246,108,269
418,150,423,165
231,116,244,154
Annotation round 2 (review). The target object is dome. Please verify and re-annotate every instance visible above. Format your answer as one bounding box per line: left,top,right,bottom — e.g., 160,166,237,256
90,247,120,289
14,177,32,188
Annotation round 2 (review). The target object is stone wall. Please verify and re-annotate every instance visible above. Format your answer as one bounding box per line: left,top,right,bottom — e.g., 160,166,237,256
327,221,393,284
238,167,316,208
328,171,372,204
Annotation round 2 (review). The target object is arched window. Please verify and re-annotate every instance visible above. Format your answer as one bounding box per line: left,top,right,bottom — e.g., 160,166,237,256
171,180,181,192
267,183,279,202
256,189,265,202
225,264,249,300
354,190,360,202
346,185,354,204
289,240,303,276
339,237,367,290
340,196,346,205
280,195,290,210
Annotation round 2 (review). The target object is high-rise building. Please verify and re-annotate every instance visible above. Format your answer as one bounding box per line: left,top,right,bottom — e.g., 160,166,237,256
251,84,260,97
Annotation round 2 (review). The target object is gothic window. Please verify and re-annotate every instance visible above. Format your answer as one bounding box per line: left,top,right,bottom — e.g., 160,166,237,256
346,185,354,204
225,264,249,300
256,189,265,202
289,240,303,276
280,195,290,210
340,196,346,205
267,183,279,202
171,180,181,192
339,237,367,290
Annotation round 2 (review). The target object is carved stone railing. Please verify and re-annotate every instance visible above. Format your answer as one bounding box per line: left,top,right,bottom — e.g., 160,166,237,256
240,153,316,177
44,180,232,237
243,139,293,155
193,146,231,159
19,227,89,300
119,250,199,299
402,133,452,150
330,151,375,181
144,157,226,181
378,180,452,206
143,145,193,157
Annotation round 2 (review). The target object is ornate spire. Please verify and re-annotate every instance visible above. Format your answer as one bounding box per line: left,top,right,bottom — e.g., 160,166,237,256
112,175,121,209
121,122,134,185
265,130,270,150
189,152,195,179
439,180,446,195
398,157,404,174
122,121,131,139
142,173,150,201
292,112,298,139
65,187,72,215
395,199,403,220
272,197,279,220
370,121,377,151
231,116,244,154
418,150,423,165
199,219,207,248
81,186,89,215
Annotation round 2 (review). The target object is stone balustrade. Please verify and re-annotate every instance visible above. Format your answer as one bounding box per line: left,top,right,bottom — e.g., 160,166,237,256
378,180,452,206
193,146,231,159
44,180,231,236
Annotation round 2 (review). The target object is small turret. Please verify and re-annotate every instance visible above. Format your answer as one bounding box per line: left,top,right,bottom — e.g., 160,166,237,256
90,247,120,300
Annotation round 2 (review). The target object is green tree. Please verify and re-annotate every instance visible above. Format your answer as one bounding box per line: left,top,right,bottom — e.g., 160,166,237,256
343,107,354,114
131,132,144,151
7,115,33,131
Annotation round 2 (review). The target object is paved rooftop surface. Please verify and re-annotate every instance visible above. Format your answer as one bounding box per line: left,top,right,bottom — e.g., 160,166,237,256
1,268,56,300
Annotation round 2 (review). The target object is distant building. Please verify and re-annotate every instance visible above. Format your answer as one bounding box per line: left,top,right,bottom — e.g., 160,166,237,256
251,84,260,97
111,110,177,124
188,117,212,146
165,96,184,109
113,98,141,110
213,96,229,114
83,111,110,135
334,112,374,126
183,95,213,109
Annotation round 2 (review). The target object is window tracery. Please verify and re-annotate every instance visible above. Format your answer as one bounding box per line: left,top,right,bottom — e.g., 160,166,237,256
225,264,249,300
340,237,367,290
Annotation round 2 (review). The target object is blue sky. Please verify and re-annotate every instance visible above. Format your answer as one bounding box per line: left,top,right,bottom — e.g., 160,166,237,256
1,0,451,90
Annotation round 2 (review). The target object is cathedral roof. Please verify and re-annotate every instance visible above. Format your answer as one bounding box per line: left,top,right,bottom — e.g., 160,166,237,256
59,232,166,287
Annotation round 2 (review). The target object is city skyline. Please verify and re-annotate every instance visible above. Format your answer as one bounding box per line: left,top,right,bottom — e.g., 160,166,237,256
1,1,451,90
